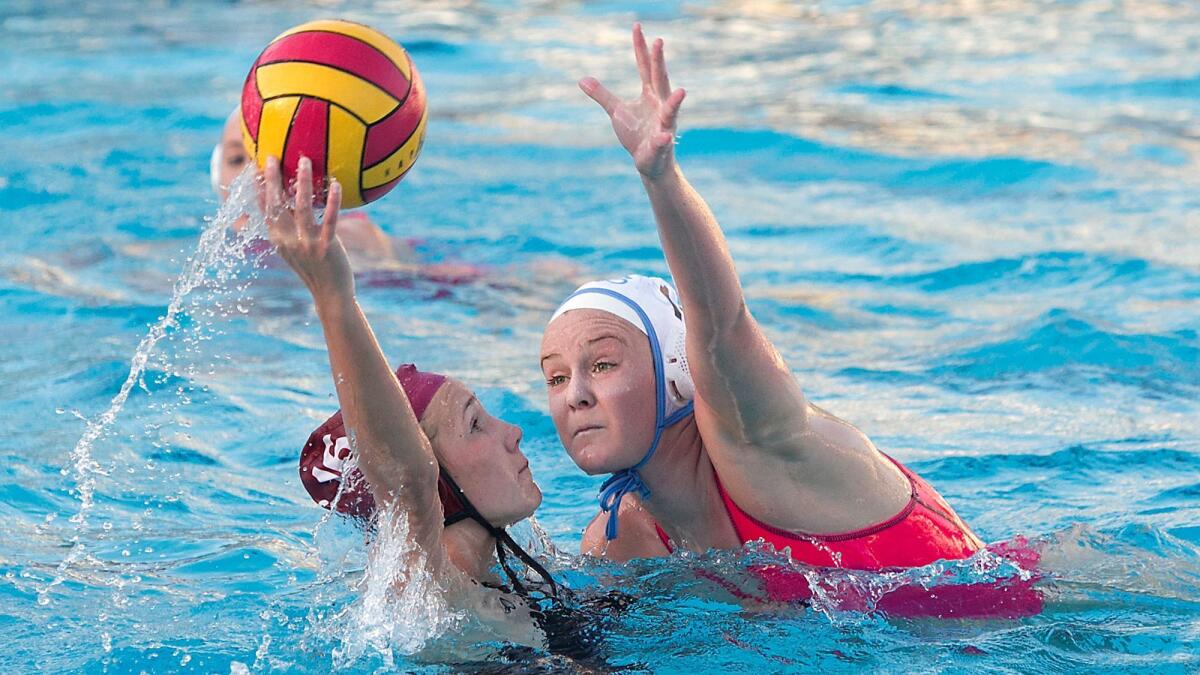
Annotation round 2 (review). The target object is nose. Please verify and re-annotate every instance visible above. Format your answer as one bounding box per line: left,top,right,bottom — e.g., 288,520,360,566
505,421,523,454
566,372,595,411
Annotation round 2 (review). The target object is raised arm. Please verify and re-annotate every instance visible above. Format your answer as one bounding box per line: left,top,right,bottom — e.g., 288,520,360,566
580,28,914,531
579,26,812,455
263,157,444,554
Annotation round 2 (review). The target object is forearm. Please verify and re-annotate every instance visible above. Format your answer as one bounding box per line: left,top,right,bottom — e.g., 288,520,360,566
643,163,811,443
311,289,438,503
642,164,747,338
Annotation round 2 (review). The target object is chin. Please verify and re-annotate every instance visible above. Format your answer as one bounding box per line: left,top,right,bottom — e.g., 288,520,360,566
568,447,608,476
570,443,635,476
506,494,540,525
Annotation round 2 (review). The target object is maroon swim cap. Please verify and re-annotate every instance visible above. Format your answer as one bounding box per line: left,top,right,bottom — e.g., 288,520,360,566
298,364,467,522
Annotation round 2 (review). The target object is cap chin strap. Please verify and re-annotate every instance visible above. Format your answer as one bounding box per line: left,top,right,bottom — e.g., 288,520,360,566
438,469,558,600
567,287,695,541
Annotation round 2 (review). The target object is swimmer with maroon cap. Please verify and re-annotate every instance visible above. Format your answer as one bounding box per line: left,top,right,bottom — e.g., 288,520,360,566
258,154,599,654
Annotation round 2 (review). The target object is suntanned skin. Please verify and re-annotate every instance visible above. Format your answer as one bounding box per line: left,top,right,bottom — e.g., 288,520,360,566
543,25,917,561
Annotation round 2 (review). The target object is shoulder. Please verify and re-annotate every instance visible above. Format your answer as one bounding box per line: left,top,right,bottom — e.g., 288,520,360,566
580,495,670,562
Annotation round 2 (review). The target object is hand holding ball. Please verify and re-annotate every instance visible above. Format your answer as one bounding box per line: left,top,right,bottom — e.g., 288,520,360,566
240,19,427,208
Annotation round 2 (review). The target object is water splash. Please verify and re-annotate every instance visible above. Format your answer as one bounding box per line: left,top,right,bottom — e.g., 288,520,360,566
324,505,463,666
287,429,466,666
39,169,266,605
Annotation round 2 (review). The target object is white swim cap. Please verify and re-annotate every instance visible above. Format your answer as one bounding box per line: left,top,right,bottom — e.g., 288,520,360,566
209,142,222,196
550,274,694,417
211,108,241,199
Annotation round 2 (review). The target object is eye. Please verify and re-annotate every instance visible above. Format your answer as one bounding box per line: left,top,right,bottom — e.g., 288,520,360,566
545,374,566,387
592,361,615,373
471,416,481,432
229,155,246,168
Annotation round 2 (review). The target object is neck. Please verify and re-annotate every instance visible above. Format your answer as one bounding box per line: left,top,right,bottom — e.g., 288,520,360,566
633,413,707,526
440,518,501,583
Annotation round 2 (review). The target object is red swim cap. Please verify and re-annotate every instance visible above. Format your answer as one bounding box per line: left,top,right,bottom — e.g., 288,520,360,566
298,364,467,523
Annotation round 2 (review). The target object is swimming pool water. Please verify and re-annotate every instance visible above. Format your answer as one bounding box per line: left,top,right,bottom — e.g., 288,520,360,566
2,0,1199,671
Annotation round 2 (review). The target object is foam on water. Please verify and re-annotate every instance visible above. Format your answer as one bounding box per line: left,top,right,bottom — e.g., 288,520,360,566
326,507,461,665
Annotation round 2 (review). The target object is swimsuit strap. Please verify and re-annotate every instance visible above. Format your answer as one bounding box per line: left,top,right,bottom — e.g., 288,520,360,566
653,523,674,553
711,457,922,545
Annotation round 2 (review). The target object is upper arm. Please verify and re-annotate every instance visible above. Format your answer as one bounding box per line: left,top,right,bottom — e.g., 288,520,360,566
373,504,451,591
687,303,813,455
353,434,445,555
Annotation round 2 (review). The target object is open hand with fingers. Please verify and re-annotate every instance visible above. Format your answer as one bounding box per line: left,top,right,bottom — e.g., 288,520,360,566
261,155,354,303
580,23,687,179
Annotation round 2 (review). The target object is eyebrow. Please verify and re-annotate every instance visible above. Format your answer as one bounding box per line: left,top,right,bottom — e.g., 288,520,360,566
588,333,625,346
540,333,626,365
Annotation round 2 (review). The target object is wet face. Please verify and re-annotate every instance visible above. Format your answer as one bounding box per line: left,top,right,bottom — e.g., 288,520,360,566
216,110,249,203
420,379,541,527
540,310,658,475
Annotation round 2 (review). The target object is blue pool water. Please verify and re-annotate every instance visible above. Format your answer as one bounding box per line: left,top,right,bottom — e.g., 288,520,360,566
3,0,1200,671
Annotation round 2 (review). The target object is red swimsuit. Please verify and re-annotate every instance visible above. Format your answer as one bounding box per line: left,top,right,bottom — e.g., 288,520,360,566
655,455,1043,618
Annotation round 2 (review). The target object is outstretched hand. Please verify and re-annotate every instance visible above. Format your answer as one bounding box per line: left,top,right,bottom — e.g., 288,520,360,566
262,156,353,302
580,23,686,179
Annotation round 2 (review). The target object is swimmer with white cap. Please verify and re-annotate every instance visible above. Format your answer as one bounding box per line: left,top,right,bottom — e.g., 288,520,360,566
538,26,1043,618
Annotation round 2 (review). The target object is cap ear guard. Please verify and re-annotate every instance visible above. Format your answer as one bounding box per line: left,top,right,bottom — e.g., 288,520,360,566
209,143,223,196
664,328,693,404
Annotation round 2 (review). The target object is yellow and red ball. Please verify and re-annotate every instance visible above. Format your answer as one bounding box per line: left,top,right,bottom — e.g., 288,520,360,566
240,19,427,208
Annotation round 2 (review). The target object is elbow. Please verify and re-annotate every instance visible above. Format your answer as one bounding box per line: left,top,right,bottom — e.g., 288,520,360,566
354,436,440,503
697,299,753,349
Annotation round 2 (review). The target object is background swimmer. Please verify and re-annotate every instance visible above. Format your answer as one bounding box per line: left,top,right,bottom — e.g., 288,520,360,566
214,108,486,284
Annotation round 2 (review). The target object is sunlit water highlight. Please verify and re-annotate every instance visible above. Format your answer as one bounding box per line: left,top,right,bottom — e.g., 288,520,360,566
2,0,1199,672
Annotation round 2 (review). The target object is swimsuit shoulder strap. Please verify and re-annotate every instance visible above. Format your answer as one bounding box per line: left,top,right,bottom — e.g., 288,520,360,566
710,457,926,545
653,522,674,553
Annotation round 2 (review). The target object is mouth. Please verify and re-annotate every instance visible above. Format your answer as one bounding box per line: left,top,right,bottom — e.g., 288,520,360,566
518,461,530,475
572,424,604,439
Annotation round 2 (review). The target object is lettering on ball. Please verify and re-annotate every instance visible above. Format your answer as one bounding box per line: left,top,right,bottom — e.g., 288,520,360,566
383,152,416,178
